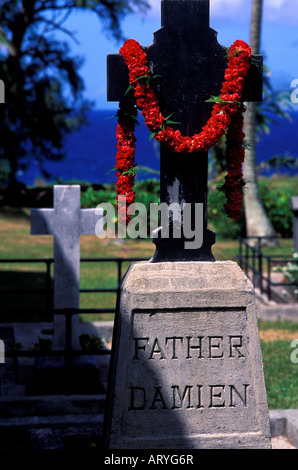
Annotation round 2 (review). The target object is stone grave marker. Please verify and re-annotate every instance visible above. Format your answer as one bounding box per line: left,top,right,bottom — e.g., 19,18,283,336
290,196,298,252
103,0,271,449
31,185,103,349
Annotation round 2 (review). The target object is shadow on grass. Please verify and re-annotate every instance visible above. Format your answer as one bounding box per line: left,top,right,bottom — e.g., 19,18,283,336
0,270,53,322
0,207,31,220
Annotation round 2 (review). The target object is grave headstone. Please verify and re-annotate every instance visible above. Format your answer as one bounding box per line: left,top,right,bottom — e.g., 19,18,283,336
104,0,271,449
31,185,103,349
290,196,298,253
105,262,271,448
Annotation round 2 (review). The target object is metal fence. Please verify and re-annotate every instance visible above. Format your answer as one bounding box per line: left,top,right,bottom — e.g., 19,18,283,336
0,256,146,361
2,244,296,361
238,236,297,301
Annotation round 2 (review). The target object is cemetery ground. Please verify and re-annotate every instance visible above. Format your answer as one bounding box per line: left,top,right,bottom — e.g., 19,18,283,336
0,204,297,414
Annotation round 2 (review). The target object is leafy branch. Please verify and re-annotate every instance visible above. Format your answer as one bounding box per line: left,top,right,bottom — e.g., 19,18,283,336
124,74,162,96
250,57,261,67
163,113,181,127
148,113,180,140
206,95,241,106
122,166,137,176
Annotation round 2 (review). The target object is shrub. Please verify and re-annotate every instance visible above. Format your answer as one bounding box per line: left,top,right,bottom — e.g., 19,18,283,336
79,333,104,351
80,177,297,239
258,178,297,237
81,185,117,209
208,176,297,239
207,183,245,240
273,252,298,298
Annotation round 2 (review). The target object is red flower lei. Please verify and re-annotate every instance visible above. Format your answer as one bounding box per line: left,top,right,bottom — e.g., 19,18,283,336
116,39,251,221
115,103,137,224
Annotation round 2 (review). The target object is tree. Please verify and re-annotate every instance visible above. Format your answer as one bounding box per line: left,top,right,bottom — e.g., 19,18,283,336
242,0,276,240
0,0,149,185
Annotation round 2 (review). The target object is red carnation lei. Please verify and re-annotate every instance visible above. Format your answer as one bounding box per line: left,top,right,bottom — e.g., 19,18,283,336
115,105,137,224
116,39,252,221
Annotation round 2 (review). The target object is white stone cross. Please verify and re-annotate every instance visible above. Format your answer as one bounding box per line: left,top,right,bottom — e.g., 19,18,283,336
31,185,103,349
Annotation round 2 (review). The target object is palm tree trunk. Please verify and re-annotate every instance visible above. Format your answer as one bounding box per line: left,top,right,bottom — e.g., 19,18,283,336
243,0,276,239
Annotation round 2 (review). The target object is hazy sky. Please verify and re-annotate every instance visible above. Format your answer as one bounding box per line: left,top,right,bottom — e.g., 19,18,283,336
60,0,298,109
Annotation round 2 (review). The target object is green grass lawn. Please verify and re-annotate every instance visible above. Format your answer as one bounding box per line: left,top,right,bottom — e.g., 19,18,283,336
261,340,298,409
258,320,298,409
1,207,298,409
0,206,247,321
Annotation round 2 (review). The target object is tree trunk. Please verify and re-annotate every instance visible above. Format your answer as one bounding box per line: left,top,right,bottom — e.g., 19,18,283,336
243,0,276,240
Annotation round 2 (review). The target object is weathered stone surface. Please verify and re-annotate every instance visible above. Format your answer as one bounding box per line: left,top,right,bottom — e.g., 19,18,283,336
104,261,271,449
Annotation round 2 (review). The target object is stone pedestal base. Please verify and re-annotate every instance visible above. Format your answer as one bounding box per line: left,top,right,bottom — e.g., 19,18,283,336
104,261,271,449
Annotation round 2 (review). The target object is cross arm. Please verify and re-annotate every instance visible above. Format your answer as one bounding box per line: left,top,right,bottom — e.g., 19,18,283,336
107,53,263,103
80,209,104,235
31,209,55,235
107,54,132,103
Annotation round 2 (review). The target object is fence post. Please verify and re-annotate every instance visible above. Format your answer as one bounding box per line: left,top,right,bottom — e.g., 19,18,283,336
0,79,4,104
259,253,263,294
267,258,271,301
0,340,5,364
117,260,122,287
45,259,53,317
65,309,72,369
251,245,256,286
257,237,263,291
245,242,249,276
61,308,73,395
238,238,243,269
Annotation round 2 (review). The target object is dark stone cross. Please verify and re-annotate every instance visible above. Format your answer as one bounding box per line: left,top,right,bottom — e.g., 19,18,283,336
107,0,262,262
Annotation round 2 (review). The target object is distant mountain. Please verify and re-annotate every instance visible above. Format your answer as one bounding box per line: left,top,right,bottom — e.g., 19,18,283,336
18,109,298,186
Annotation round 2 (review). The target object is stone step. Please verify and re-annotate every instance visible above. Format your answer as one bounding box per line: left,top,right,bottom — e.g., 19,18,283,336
270,409,298,449
0,410,297,449
0,413,104,449
0,394,106,418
